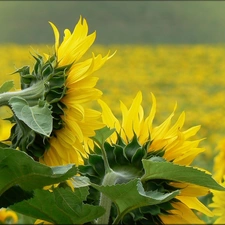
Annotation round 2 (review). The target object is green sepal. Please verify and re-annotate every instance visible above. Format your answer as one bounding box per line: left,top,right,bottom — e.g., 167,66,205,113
79,133,183,224
91,126,115,147
9,118,49,158
0,80,14,93
6,52,72,159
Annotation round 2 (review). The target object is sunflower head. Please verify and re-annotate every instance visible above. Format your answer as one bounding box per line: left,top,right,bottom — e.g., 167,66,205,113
0,208,18,224
79,128,215,224
212,138,225,183
15,53,69,130
3,17,113,163
8,53,69,158
77,91,220,224
79,132,181,224
209,179,225,224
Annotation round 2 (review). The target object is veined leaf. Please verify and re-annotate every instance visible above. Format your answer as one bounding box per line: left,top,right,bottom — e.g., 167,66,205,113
0,185,33,208
9,96,53,136
0,148,77,197
71,176,91,188
92,178,179,220
141,159,225,191
0,80,14,93
10,187,105,224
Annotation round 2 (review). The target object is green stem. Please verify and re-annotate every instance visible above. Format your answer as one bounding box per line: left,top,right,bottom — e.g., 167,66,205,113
101,143,112,174
96,171,118,225
0,81,45,107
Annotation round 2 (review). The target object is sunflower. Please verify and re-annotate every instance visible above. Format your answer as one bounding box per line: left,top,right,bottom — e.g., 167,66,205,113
0,208,18,224
6,17,113,166
40,18,114,166
209,178,225,224
212,138,225,182
96,91,213,224
98,91,204,166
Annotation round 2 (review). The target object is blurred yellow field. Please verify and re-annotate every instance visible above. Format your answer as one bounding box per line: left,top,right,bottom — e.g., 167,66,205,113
1,44,225,172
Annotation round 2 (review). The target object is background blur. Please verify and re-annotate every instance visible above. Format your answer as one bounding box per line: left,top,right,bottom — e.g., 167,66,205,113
1,1,225,45
1,1,225,174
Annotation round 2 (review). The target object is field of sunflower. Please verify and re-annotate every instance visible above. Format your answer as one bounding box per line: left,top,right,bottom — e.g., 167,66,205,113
1,28,225,223
1,43,225,173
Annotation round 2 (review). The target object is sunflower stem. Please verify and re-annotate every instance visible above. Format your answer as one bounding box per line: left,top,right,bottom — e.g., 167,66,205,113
101,143,112,174
96,171,118,225
0,81,45,107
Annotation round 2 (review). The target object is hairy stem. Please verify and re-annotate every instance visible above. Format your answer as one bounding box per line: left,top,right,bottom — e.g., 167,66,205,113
0,81,45,107
96,171,118,225
100,143,112,174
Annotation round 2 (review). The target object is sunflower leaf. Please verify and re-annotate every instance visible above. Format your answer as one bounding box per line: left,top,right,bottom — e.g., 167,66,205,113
9,96,53,136
91,126,115,146
10,187,105,224
92,178,179,222
0,80,14,93
141,159,225,191
71,176,91,188
0,185,33,208
0,147,77,198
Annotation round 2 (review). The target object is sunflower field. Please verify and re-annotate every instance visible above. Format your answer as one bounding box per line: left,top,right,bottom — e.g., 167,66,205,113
1,18,225,224
1,44,225,170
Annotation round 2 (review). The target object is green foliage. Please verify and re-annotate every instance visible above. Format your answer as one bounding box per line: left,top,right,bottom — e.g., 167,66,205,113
0,127,224,224
142,159,225,191
0,185,33,208
10,187,105,224
15,54,68,132
79,130,225,224
9,96,52,137
92,178,179,224
0,147,77,197
71,176,90,188
2,53,71,158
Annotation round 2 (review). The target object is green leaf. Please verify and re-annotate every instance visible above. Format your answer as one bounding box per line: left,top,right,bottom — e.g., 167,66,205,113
141,159,225,191
0,80,14,93
0,185,33,208
9,96,53,136
92,178,179,222
10,187,105,224
91,126,115,146
71,176,91,188
0,148,77,196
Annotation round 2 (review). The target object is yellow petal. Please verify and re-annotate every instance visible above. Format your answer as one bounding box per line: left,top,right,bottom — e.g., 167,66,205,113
49,21,59,52
160,201,205,224
176,196,213,217
121,91,142,140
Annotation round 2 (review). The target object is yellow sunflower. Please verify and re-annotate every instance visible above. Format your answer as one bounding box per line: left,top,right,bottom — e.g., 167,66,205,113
98,91,213,224
213,138,225,182
0,208,18,224
0,107,13,142
98,91,204,165
39,17,114,166
209,179,225,224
